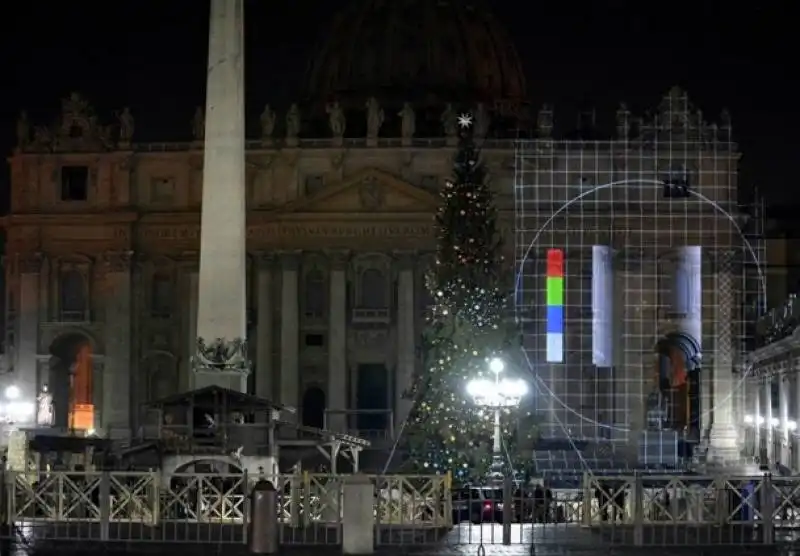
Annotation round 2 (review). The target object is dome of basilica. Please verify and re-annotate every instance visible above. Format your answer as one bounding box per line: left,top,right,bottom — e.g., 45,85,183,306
304,0,527,106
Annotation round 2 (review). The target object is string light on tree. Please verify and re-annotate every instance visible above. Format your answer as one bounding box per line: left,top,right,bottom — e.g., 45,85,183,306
403,112,529,481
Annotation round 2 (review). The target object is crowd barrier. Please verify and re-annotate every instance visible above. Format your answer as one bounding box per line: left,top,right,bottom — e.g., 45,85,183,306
0,470,797,549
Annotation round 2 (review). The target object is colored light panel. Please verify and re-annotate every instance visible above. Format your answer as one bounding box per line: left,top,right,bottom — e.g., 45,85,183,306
546,249,564,363
546,277,563,305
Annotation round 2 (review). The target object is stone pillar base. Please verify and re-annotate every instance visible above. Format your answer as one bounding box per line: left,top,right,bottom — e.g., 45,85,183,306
342,474,374,555
706,422,741,467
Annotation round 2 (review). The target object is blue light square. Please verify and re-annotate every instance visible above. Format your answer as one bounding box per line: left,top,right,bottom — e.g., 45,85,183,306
546,306,563,334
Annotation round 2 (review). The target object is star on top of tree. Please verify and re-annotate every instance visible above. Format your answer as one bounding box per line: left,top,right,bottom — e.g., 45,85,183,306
457,113,473,128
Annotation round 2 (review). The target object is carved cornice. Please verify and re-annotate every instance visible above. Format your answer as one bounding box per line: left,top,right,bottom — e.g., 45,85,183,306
101,250,133,273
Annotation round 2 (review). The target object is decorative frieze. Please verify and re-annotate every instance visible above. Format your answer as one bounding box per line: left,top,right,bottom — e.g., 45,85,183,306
138,223,435,243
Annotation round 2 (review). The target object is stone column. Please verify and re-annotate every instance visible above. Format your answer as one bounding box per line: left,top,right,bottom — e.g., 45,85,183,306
280,253,300,413
193,0,249,392
670,246,702,349
794,374,800,471
707,250,739,465
15,253,41,404
616,251,648,454
591,245,614,368
779,376,790,465
764,377,774,463
38,257,50,324
395,253,415,432
752,380,761,459
787,373,800,473
255,254,274,400
130,258,145,429
101,251,132,437
327,251,348,432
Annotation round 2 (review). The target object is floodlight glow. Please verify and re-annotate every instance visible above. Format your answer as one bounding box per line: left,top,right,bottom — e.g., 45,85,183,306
744,415,754,424
499,378,527,398
1,401,34,422
467,378,528,407
0,385,34,423
466,379,493,399
4,385,20,400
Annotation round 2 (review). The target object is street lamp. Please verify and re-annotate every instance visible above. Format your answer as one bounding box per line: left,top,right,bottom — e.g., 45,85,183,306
466,357,528,481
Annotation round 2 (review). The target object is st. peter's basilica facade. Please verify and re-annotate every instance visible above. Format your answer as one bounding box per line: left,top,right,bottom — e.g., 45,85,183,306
0,2,746,461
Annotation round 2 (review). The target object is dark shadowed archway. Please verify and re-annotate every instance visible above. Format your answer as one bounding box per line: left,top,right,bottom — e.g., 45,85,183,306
301,386,326,429
654,331,701,434
48,332,95,431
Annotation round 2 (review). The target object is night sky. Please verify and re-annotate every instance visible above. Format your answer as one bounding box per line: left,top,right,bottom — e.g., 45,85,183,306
0,0,792,209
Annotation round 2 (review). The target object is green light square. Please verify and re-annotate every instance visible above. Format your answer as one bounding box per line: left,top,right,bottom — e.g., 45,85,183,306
546,277,563,305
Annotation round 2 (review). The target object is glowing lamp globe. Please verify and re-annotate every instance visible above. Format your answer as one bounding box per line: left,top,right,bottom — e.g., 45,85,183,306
489,358,505,373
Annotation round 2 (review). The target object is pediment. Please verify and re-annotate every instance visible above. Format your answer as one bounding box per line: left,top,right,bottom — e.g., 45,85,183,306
282,169,438,213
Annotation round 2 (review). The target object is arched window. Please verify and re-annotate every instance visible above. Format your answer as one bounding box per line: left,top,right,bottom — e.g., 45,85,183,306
359,269,386,309
60,269,87,321
304,269,326,318
151,273,173,318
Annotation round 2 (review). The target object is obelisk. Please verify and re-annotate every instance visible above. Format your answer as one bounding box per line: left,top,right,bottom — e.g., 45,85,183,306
192,0,249,392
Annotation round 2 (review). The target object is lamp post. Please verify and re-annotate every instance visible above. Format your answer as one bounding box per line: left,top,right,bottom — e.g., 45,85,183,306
466,358,528,481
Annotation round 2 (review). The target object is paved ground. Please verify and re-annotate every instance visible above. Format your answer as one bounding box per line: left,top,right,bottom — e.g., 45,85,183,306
0,523,788,556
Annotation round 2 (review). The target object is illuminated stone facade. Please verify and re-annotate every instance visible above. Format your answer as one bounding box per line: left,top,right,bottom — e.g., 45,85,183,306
0,4,749,464
1,93,525,437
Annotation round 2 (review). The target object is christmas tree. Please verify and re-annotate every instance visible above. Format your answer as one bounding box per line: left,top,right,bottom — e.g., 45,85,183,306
404,115,521,481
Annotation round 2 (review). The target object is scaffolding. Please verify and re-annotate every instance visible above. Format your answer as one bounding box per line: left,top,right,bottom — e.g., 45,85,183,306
513,88,762,463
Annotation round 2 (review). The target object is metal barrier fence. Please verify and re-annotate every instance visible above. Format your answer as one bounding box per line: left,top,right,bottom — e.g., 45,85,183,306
2,470,800,549
0,470,448,547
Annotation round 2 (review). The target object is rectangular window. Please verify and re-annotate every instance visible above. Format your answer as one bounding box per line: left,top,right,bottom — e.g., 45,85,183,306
60,166,89,201
304,175,325,196
305,333,325,347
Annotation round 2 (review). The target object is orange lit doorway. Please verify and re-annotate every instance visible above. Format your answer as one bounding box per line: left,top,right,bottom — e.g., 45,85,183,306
70,344,94,431
48,334,95,433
